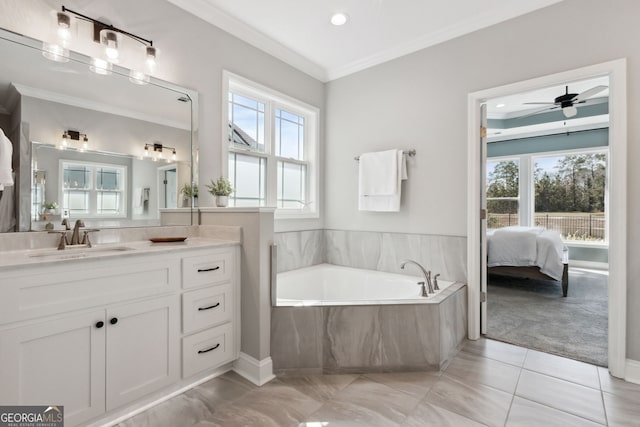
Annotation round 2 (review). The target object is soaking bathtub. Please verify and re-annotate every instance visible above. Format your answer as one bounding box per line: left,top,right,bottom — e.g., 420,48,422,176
271,263,468,374
276,263,456,306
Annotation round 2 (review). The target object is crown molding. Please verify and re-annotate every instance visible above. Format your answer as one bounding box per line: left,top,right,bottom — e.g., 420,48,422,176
166,0,328,82
326,0,563,80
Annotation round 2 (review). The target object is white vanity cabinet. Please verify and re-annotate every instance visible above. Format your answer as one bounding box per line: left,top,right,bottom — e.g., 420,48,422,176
0,243,240,427
180,247,240,379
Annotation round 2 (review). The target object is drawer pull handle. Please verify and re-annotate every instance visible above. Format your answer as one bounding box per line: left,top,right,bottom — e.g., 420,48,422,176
95,321,104,329
198,343,220,354
197,266,220,272
198,302,221,311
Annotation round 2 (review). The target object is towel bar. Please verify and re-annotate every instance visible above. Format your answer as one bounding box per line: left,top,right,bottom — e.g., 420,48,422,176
354,149,416,161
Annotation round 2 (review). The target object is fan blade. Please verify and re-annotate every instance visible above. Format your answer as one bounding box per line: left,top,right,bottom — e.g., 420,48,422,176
523,102,555,105
514,105,558,118
573,85,608,102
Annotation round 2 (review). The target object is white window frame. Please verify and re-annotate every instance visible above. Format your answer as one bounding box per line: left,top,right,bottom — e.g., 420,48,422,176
59,160,127,219
488,146,609,246
222,71,319,219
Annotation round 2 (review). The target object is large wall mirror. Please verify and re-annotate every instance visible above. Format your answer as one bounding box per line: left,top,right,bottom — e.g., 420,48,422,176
0,28,198,233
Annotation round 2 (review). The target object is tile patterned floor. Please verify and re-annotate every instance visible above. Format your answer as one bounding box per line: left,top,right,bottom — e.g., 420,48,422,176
117,339,640,427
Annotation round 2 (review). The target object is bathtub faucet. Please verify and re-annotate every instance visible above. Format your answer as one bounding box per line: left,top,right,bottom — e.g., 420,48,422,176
400,259,434,295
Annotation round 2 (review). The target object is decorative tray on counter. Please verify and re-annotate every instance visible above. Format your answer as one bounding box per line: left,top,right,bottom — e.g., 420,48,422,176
149,237,188,243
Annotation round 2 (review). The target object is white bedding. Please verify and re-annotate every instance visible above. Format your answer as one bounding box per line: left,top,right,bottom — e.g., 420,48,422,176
487,226,567,281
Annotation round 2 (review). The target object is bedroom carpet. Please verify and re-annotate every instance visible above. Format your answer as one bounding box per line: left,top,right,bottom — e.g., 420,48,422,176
487,267,608,366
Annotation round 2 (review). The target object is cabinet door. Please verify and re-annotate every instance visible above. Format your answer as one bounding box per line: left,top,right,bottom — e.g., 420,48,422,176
105,295,179,410
0,311,106,426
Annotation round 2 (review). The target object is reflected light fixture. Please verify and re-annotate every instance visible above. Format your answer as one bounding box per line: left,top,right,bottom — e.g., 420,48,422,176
144,143,176,162
60,130,89,151
89,57,112,75
330,12,349,26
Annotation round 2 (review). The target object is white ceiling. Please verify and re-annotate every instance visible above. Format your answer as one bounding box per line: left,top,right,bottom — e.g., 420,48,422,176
167,0,563,82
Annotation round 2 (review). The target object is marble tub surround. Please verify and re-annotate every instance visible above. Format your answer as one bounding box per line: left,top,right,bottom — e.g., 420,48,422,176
116,338,639,427
324,229,467,282
274,229,466,281
274,229,324,272
271,284,467,374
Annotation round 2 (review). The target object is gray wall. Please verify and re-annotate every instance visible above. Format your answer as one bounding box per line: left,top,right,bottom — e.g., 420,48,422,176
325,0,640,360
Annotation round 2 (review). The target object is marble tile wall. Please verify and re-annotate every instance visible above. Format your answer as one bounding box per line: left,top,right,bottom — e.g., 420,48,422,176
274,229,324,273
275,229,467,282
271,284,468,374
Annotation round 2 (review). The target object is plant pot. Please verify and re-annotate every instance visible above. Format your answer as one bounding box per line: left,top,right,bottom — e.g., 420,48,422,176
182,198,189,208
215,195,229,207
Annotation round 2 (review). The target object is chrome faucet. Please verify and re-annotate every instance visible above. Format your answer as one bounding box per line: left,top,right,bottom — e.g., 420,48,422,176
433,273,441,291
400,259,434,295
70,219,85,245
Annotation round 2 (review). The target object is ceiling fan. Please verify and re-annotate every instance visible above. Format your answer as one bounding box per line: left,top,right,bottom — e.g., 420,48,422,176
523,84,608,118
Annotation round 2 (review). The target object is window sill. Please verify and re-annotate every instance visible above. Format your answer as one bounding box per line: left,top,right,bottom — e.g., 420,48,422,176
275,210,319,220
564,240,609,249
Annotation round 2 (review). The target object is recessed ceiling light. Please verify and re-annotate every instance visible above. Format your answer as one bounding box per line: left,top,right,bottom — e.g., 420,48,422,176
495,103,506,108
331,12,349,26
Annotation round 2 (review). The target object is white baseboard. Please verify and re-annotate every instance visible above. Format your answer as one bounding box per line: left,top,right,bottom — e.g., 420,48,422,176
625,359,640,385
233,352,276,386
569,260,609,270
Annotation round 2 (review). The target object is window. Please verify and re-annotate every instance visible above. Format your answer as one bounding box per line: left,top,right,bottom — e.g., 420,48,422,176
60,161,126,217
486,159,520,228
486,148,608,243
224,72,319,217
533,151,607,242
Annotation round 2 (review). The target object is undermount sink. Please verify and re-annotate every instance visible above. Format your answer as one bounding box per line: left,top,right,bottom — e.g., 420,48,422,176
28,246,135,258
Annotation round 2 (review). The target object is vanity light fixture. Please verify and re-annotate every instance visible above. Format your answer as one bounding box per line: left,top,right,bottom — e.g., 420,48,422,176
60,130,89,151
47,6,158,81
144,143,176,162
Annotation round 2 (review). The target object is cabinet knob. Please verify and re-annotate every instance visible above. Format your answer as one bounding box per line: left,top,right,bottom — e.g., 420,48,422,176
110,317,118,325
95,321,104,328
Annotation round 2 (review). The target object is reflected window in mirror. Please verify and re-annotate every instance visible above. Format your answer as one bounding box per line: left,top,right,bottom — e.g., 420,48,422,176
61,161,126,217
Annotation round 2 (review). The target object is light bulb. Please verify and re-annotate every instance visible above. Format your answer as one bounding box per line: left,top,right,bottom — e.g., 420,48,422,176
145,46,157,73
101,30,119,61
82,136,88,150
61,132,69,147
172,149,177,161
56,12,71,43
144,146,149,157
563,105,578,118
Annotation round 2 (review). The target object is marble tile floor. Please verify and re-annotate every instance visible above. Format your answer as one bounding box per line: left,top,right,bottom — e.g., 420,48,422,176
117,338,640,427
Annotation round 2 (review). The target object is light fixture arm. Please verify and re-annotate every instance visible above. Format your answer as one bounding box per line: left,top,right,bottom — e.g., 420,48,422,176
61,5,154,47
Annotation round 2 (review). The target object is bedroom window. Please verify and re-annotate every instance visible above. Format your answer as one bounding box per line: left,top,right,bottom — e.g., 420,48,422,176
533,151,607,242
486,159,519,229
224,72,319,218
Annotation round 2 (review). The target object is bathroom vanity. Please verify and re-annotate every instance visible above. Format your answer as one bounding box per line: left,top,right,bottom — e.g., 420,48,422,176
0,237,240,426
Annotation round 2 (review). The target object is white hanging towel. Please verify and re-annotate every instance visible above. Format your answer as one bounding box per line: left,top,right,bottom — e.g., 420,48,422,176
0,128,14,191
358,149,407,212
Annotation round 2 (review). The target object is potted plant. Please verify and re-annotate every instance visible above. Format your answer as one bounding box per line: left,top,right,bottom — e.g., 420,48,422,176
43,201,58,215
179,183,198,207
207,177,234,207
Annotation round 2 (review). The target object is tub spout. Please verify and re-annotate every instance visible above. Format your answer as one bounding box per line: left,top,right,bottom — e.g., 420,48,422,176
400,259,434,295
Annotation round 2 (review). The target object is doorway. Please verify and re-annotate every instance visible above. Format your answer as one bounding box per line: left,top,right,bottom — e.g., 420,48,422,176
482,77,609,365
158,165,178,209
467,60,627,377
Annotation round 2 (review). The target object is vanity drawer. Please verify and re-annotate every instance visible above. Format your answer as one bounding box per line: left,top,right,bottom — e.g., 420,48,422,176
182,250,233,289
182,323,233,378
182,283,232,334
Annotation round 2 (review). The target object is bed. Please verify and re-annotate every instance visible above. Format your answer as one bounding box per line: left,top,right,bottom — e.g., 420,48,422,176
487,226,569,297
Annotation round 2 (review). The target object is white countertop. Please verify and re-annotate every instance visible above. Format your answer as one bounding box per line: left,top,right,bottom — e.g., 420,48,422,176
0,237,239,270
